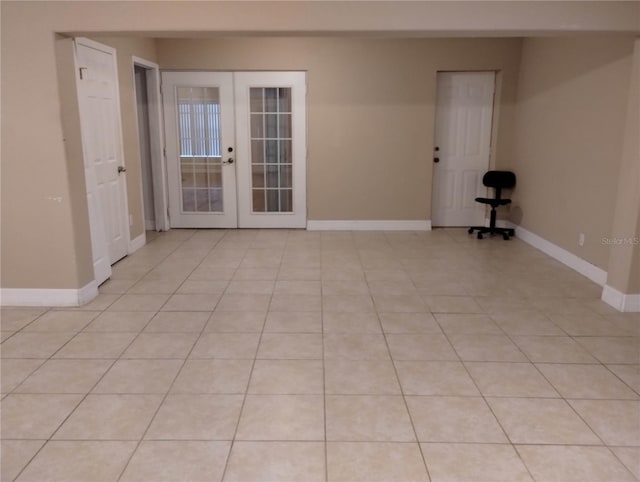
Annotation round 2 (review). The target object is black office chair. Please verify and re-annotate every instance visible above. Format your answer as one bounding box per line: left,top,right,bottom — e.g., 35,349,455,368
468,170,516,240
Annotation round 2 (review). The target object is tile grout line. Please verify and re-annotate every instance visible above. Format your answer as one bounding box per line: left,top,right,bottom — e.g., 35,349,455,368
219,230,280,482
114,229,230,481
4,229,639,481
434,315,538,482
600,364,640,399
485,307,613,451
3,229,195,380
3,243,199,482
320,237,329,482
9,306,164,481
443,291,636,474
366,231,433,482
3,437,632,446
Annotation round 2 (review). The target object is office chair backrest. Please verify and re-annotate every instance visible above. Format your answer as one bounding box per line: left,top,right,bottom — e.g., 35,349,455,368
470,170,517,239
483,171,516,190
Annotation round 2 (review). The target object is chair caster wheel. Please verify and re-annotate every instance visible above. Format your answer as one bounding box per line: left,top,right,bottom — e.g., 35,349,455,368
468,228,474,234
503,233,510,240
477,233,483,240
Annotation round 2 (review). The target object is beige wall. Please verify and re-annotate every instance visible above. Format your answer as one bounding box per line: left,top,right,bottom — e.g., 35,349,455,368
33,1,640,36
510,36,635,271
606,38,640,294
94,36,158,240
54,37,95,288
157,37,522,220
633,212,640,293
1,25,87,289
632,210,640,293
1,32,158,290
0,0,637,293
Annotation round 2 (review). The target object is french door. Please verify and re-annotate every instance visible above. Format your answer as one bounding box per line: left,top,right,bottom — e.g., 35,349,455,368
162,71,307,229
431,71,495,227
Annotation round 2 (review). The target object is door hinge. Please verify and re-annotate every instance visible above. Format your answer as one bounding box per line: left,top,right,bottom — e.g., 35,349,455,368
163,147,166,158
78,67,87,80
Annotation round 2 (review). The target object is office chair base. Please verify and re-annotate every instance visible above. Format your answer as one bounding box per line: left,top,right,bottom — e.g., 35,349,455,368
468,226,515,240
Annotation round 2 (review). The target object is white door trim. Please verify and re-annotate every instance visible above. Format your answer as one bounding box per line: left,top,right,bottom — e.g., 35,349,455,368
75,37,115,56
133,56,169,232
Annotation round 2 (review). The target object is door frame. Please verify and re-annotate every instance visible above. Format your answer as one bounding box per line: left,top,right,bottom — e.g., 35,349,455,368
431,70,497,227
132,56,169,232
160,71,308,229
74,37,131,284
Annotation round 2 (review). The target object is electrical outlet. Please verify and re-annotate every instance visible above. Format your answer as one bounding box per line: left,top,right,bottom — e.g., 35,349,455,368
578,233,585,246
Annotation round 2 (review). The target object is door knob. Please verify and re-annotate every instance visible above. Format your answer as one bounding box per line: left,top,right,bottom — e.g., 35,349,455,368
118,166,126,173
223,158,234,165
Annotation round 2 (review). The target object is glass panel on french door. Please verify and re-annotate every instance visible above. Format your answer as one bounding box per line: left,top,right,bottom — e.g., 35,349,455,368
249,87,293,213
177,86,223,213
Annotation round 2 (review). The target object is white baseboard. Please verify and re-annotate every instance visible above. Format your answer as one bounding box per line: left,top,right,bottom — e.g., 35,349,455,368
144,220,155,231
0,280,99,307
601,285,640,312
510,223,608,286
128,232,146,254
78,281,99,304
307,220,432,231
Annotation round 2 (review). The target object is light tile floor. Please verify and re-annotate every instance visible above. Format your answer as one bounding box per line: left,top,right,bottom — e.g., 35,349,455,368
1,228,639,482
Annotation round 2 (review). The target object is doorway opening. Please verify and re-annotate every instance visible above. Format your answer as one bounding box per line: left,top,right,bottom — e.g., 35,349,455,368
135,66,155,231
133,57,169,232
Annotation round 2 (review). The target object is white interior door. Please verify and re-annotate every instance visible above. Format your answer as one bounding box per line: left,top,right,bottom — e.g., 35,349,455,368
432,71,495,227
163,72,237,228
75,38,129,284
235,72,307,228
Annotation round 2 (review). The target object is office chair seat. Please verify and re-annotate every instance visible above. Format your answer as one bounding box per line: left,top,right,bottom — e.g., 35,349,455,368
475,197,512,207
468,170,516,240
